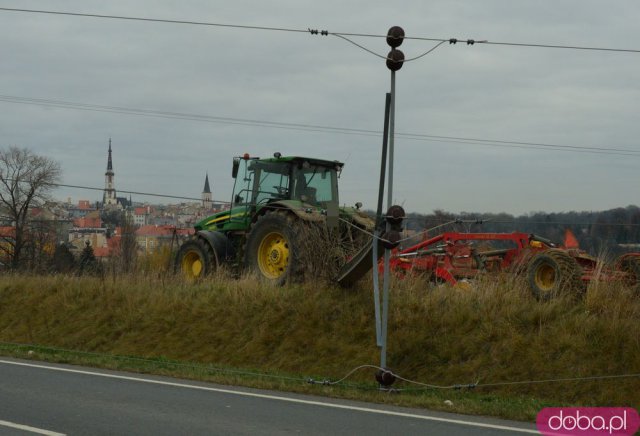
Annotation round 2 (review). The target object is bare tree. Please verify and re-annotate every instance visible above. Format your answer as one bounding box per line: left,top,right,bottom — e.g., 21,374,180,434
0,146,62,269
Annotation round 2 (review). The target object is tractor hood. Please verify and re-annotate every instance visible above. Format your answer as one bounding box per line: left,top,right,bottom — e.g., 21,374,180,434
194,206,249,232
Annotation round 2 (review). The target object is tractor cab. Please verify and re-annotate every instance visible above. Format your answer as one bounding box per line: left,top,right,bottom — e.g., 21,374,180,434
231,153,342,212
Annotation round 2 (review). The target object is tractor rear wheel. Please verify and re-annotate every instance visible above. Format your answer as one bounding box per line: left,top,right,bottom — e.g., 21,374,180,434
526,249,583,301
244,210,304,285
618,256,640,293
175,238,216,280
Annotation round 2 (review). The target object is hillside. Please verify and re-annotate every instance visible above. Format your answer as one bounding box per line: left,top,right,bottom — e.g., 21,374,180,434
1,273,638,421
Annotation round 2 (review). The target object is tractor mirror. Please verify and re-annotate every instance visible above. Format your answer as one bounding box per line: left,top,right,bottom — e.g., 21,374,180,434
232,157,240,178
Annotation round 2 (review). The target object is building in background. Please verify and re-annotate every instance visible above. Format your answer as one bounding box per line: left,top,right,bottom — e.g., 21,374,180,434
202,173,212,209
101,139,131,210
103,138,118,207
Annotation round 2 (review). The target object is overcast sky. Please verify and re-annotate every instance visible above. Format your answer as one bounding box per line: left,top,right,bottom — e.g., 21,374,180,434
1,1,638,215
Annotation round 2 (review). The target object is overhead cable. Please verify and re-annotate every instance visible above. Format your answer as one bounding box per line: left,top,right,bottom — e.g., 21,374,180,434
3,178,230,204
1,95,639,157
0,7,310,34
332,34,447,62
1,7,639,54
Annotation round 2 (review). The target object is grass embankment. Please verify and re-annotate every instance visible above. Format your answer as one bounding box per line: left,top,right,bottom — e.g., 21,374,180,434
0,272,638,421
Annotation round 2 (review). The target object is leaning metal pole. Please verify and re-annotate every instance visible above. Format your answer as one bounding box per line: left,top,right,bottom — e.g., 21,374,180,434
373,92,391,347
380,70,396,369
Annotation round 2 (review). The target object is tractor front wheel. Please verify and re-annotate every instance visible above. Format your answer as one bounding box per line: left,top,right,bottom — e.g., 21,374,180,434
175,238,216,280
526,249,583,301
244,211,303,285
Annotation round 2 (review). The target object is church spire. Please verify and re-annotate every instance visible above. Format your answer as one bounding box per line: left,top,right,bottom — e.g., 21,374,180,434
103,138,117,207
203,173,211,194
202,173,212,209
107,138,113,172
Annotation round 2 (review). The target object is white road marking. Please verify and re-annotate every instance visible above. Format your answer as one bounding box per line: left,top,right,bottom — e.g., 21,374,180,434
0,359,538,434
0,419,65,436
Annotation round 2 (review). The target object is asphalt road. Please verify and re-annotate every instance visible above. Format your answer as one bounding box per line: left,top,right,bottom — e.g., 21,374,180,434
0,358,538,435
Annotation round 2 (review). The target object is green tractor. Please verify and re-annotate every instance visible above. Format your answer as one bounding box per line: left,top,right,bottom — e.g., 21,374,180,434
175,153,376,285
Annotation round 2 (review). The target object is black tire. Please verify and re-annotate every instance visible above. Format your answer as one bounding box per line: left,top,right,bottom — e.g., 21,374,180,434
618,256,640,293
526,249,584,301
174,238,217,280
243,210,304,285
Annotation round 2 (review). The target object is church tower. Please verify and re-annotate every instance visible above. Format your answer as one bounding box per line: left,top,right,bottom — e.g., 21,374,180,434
103,139,118,207
202,173,212,209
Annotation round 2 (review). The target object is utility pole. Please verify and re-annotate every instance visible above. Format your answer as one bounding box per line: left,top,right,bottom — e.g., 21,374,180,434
374,26,406,388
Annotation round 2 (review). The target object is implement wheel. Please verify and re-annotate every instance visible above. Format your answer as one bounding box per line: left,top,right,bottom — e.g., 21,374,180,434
526,249,583,301
244,211,303,285
618,256,640,293
175,238,216,280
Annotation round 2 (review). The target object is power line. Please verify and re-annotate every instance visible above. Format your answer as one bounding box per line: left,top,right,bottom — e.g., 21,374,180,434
0,7,310,34
332,34,447,62
1,7,639,54
476,372,640,389
307,362,640,391
483,220,640,227
3,178,230,204
53,183,218,203
479,40,640,53
5,176,639,228
4,178,639,231
52,182,231,204
2,95,639,157
0,342,310,384
335,31,640,53
429,219,640,228
3,342,639,393
326,33,640,53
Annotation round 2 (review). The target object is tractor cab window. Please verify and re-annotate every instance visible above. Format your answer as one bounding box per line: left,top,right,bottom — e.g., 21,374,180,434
292,164,337,206
231,158,254,206
250,161,290,205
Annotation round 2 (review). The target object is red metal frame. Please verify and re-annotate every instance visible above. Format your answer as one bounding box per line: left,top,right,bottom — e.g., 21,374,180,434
386,231,638,286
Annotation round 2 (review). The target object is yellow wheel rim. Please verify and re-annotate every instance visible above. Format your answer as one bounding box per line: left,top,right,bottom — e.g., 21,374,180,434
181,250,203,279
534,264,556,291
257,231,289,279
454,280,472,291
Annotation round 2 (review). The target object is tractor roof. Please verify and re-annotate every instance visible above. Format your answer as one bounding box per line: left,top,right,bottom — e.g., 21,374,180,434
258,155,344,169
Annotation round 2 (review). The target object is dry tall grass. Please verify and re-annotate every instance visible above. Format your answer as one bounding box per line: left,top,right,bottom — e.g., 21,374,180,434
0,270,638,411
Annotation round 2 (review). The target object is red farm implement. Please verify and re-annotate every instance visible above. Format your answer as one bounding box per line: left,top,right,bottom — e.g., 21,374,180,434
388,231,640,300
